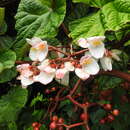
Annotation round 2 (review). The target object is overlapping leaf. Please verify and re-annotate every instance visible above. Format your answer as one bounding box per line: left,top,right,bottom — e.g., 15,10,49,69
0,87,28,123
69,0,130,41
14,0,66,59
0,50,16,71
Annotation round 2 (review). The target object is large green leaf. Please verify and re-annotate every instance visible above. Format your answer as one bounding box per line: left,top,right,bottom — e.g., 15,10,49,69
0,36,14,52
0,8,4,27
69,11,105,41
69,1,130,41
0,87,28,123
0,67,17,83
14,0,66,59
0,50,16,70
72,0,113,8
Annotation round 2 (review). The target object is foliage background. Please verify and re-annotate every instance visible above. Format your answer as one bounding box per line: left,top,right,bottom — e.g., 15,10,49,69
0,0,130,129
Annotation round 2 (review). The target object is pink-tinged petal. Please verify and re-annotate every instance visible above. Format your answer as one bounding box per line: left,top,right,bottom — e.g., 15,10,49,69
75,68,90,80
34,71,54,85
78,38,89,48
100,57,112,71
38,59,50,70
56,72,69,86
55,69,67,79
64,62,75,71
44,66,56,74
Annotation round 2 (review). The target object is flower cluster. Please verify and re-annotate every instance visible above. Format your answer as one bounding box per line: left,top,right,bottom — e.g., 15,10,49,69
17,36,120,88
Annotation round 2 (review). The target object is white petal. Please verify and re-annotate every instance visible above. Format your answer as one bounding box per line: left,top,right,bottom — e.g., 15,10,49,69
64,62,75,71
87,36,105,42
26,37,42,46
29,48,39,61
111,49,121,61
38,59,50,70
75,68,90,80
44,66,56,74
100,57,112,71
55,69,67,79
56,72,69,86
21,76,34,87
38,49,48,61
78,38,89,48
83,58,100,75
88,43,105,59
34,71,54,85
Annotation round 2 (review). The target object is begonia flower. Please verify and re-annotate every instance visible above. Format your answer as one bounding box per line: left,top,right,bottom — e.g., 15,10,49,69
26,37,48,61
80,55,100,75
33,59,56,85
17,64,34,88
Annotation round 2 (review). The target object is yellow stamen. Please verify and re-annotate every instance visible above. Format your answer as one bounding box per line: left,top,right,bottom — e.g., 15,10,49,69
92,40,101,46
82,58,93,65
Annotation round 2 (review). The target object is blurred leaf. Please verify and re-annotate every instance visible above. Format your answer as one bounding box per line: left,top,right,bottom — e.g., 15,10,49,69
8,122,17,130
30,93,43,107
0,87,28,123
90,109,106,124
14,0,66,59
0,8,5,27
0,50,16,71
0,36,14,52
97,76,123,90
0,67,17,83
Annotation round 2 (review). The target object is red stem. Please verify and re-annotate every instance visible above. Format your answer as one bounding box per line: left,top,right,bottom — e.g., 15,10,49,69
99,70,130,82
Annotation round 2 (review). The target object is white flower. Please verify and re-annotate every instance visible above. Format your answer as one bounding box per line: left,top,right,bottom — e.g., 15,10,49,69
86,36,105,59
100,57,112,71
55,68,67,79
78,38,89,48
26,37,48,61
75,68,90,80
34,59,56,85
64,62,75,71
17,64,34,88
17,64,33,77
17,75,34,88
34,71,55,85
56,72,69,86
80,55,100,75
111,49,121,61
100,49,121,71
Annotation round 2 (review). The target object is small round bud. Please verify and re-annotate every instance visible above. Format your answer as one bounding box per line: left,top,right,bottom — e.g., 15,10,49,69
50,122,57,129
112,109,120,116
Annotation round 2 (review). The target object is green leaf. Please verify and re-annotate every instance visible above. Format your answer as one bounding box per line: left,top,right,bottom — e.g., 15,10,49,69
0,36,14,52
0,67,17,83
14,0,66,59
90,109,106,124
97,76,123,90
69,1,130,41
72,0,113,8
0,8,5,27
69,11,105,41
0,87,28,123
0,50,16,70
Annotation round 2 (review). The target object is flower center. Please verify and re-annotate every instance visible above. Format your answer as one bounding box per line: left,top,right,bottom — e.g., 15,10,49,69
82,58,93,65
38,43,46,50
92,40,101,46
